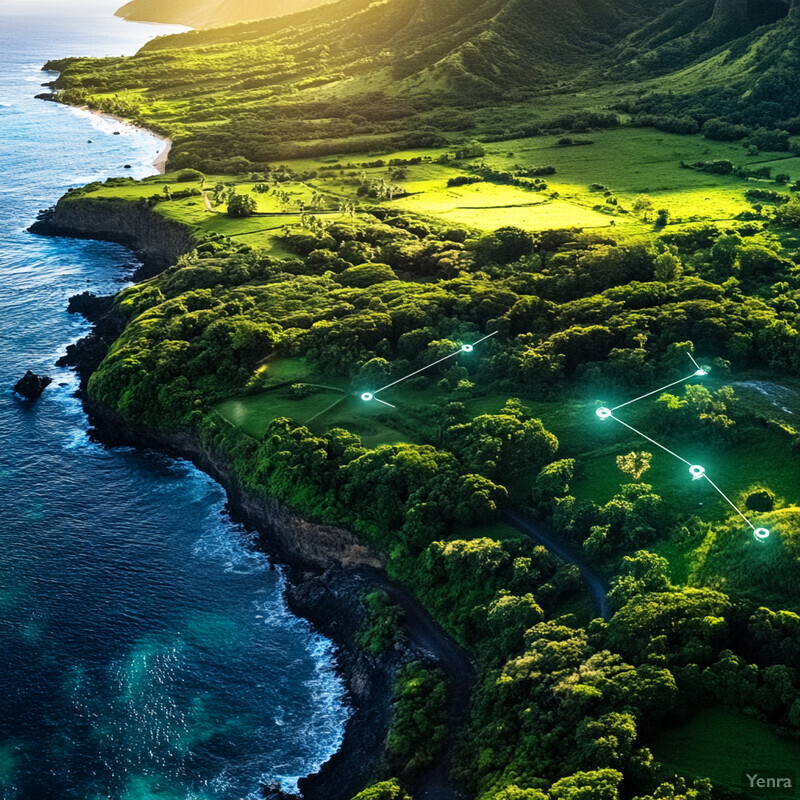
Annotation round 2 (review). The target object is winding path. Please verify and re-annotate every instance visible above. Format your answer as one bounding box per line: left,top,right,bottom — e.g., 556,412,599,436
357,507,610,800
503,508,611,620
364,569,475,800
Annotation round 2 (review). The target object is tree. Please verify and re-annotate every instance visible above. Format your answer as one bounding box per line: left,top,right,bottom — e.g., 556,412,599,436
654,250,681,282
227,192,257,217
608,551,672,610
632,195,653,220
550,769,623,800
616,452,652,481
351,780,411,800
744,487,775,512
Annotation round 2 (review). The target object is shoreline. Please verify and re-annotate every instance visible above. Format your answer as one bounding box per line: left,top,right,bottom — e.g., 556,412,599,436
36,213,475,799
72,104,172,174
59,296,475,800
32,65,474,799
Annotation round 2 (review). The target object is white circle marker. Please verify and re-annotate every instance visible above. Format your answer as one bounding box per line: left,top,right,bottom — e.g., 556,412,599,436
689,465,706,480
596,407,612,420
461,344,474,353
754,528,770,540
361,392,374,402
695,368,708,376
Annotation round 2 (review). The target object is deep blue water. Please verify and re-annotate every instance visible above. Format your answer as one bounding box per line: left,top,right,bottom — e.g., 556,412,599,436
0,3,348,798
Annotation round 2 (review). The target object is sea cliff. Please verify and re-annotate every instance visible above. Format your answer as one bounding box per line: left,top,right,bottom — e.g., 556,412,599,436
40,195,475,800
30,196,194,274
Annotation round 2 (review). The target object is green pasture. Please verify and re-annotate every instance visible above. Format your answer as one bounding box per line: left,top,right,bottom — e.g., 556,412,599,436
217,355,799,552
71,125,795,249
653,707,800,792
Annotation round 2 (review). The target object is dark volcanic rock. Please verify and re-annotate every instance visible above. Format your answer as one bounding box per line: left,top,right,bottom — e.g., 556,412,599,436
67,291,113,321
14,371,52,399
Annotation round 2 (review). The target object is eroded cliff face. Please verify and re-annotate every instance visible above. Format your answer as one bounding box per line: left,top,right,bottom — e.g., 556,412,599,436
82,395,385,572
31,197,194,270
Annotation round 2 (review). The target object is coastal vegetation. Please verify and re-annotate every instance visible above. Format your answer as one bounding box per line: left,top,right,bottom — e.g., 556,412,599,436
42,0,800,798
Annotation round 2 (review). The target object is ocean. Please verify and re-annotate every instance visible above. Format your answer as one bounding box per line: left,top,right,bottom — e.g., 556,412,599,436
0,2,349,798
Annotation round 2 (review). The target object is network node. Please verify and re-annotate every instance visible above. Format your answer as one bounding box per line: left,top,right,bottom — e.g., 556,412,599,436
596,407,612,420
754,528,771,540
360,392,374,402
694,368,708,377
689,465,706,480
461,344,474,353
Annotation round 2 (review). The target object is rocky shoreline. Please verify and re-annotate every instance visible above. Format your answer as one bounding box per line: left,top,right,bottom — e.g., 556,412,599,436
41,213,474,799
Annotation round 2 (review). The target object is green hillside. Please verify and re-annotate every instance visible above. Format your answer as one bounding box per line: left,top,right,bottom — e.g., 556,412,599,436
47,0,800,173
42,2,800,799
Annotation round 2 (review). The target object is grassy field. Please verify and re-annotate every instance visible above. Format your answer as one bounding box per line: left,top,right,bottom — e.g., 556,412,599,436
653,707,800,791
216,352,799,553
70,126,794,251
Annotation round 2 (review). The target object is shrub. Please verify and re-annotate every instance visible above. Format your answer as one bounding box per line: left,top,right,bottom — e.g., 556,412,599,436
356,589,403,654
744,488,776,513
226,193,257,217
176,168,204,182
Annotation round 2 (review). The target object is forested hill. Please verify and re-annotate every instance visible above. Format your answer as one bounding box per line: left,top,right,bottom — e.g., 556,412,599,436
135,0,691,93
50,0,800,171
110,0,800,106
115,0,326,27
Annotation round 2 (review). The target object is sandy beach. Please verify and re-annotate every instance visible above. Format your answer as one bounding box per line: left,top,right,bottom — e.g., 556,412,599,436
73,104,171,173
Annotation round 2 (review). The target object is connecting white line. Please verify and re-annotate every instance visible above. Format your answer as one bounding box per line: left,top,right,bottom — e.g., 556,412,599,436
703,474,755,531
596,352,770,540
612,370,706,412
607,413,692,466
360,331,499,403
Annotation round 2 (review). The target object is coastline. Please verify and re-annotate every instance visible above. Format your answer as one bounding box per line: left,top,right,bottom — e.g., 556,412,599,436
72,104,172,174
36,92,173,174
32,62,474,799
58,293,475,800
37,214,475,799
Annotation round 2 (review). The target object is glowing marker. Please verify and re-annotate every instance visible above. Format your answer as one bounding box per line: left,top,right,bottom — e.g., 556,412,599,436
372,331,499,396
754,528,771,540
361,392,374,402
694,368,708,377
596,407,612,420
689,465,706,480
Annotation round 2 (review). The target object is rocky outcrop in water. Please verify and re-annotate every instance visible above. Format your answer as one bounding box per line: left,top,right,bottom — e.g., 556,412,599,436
14,371,52,399
67,291,114,322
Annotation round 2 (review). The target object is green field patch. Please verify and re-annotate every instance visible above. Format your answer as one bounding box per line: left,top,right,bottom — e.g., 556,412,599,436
248,357,308,388
652,707,800,791
217,384,344,438
457,521,527,543
689,506,800,607
319,394,418,449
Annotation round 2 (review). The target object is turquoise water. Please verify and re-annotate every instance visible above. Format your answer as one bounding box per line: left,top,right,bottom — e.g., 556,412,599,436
0,2,349,797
